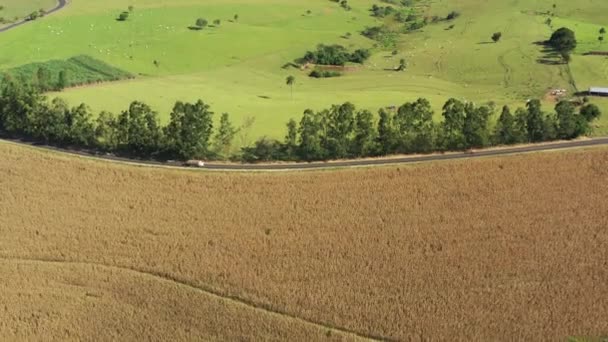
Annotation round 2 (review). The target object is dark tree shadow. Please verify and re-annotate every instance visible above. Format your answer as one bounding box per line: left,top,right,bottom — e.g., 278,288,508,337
281,62,298,69
533,40,566,65
536,58,565,65
477,41,494,45
258,95,271,99
188,26,202,31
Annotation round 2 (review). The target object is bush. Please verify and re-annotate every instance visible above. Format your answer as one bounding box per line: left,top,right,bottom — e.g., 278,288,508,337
309,70,342,78
446,11,460,20
300,44,370,65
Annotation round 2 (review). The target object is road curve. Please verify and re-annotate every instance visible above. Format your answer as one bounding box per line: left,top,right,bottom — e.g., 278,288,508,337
0,0,68,33
2,136,607,172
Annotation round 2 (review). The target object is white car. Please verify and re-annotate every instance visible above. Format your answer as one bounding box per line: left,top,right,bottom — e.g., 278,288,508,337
185,160,205,167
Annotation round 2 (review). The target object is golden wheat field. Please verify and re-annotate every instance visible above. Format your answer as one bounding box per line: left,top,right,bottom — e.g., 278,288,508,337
1,141,607,341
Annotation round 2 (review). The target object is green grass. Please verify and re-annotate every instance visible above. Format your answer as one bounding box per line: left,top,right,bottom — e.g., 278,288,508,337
1,55,133,87
0,0,56,24
0,0,606,141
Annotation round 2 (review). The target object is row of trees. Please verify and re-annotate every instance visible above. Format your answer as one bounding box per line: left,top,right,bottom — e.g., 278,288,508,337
242,98,601,162
0,79,238,160
0,78,601,163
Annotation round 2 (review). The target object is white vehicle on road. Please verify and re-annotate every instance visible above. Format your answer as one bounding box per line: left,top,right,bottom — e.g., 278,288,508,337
185,160,205,167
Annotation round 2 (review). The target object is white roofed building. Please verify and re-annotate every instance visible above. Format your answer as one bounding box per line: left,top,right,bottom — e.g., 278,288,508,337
589,87,608,96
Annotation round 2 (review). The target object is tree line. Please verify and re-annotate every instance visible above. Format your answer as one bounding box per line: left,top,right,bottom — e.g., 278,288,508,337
0,78,237,160
0,77,601,163
241,98,601,162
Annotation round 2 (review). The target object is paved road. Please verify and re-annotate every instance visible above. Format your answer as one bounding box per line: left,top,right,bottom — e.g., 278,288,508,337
2,136,607,172
202,137,608,170
0,0,68,33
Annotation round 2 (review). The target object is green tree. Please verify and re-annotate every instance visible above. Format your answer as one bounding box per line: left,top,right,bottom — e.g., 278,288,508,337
234,14,239,21
66,103,96,146
526,99,545,142
284,119,298,160
377,108,396,155
195,18,208,29
513,107,529,143
394,98,435,153
548,27,576,53
493,105,516,145
491,32,502,43
28,97,68,143
440,98,466,150
95,111,119,150
600,27,606,35
0,79,44,134
298,109,324,161
286,75,295,100
555,100,579,139
241,137,282,162
463,103,492,148
36,67,51,91
57,70,69,90
118,11,129,21
213,19,221,26
580,103,601,122
325,102,355,158
352,109,377,157
27,11,39,21
599,36,604,45
117,101,163,156
164,100,214,159
542,112,558,141
213,112,237,157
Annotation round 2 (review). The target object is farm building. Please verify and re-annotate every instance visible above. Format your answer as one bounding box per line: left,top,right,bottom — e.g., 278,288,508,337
589,87,608,97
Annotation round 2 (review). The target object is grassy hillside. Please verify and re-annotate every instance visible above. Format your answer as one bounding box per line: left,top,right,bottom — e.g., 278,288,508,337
1,141,607,340
1,55,133,88
0,0,606,139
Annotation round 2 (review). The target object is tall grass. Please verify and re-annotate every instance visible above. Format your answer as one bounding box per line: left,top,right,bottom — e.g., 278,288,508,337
0,142,607,340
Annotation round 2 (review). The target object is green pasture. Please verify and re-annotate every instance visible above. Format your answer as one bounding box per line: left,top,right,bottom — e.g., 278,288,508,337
0,0,607,140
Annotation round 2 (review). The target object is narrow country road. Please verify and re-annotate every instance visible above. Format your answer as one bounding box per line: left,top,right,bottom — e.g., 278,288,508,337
0,0,68,33
202,137,608,170
2,136,607,172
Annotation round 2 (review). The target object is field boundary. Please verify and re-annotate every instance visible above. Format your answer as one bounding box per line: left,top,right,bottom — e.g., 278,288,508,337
0,256,391,341
0,0,68,33
1,136,608,172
